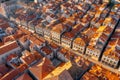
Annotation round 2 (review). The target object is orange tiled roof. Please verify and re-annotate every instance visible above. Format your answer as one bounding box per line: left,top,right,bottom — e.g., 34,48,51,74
13,30,25,39
41,46,52,55
33,51,43,60
87,45,95,50
81,72,99,80
29,57,55,80
1,69,19,80
21,53,36,65
83,27,97,37
49,42,59,49
3,35,15,43
29,35,44,46
107,39,118,47
59,48,68,55
104,49,120,60
52,23,65,33
6,54,17,61
89,65,120,80
0,41,19,55
19,35,29,43
0,64,28,80
63,24,83,39
18,27,31,35
16,73,32,80
17,64,28,73
73,38,85,46
63,31,75,39
0,42,4,47
103,26,113,35
97,18,104,24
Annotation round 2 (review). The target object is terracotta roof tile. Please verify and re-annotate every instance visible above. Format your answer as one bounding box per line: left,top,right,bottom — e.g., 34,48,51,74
52,23,65,33
41,46,52,55
19,35,29,43
89,65,120,80
6,54,17,61
18,27,31,35
21,53,36,65
49,42,59,49
16,73,33,80
17,64,28,73
103,26,113,35
0,41,19,55
59,48,68,55
82,27,97,38
73,38,86,46
1,69,19,80
1,64,28,80
29,35,44,46
0,42,4,47
44,68,73,80
87,45,95,50
3,36,15,43
33,51,43,60
63,24,83,39
107,39,118,47
13,30,25,39
81,72,99,80
104,49,120,60
29,57,55,79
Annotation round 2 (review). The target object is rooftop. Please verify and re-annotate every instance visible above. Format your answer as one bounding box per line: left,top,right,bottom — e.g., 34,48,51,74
29,18,43,26
0,64,28,80
0,41,19,55
73,37,86,46
81,72,99,80
89,65,120,80
63,24,84,39
49,42,60,49
29,57,55,79
41,46,52,55
16,73,33,80
44,67,73,80
21,51,36,65
3,35,15,43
